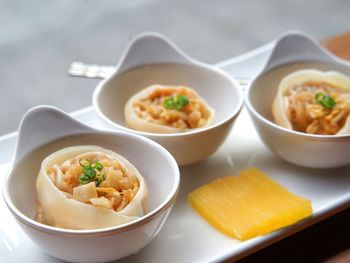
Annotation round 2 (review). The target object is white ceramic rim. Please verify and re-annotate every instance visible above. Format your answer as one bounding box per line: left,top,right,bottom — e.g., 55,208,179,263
3,129,180,236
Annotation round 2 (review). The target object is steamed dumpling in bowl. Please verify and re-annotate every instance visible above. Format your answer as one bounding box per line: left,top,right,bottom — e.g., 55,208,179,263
36,145,148,230
272,69,350,135
124,84,215,133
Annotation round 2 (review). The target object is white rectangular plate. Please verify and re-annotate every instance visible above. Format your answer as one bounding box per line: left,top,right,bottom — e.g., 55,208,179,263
2,41,350,263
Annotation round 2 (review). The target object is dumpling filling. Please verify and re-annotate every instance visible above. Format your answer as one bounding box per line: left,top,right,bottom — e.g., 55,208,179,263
273,70,350,135
36,146,148,230
125,85,215,133
48,151,140,211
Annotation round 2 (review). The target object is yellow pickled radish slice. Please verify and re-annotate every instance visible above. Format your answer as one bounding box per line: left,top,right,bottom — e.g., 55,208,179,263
188,167,312,241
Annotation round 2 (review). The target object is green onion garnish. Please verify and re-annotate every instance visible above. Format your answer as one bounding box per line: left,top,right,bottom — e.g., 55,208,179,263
163,96,175,109
94,161,103,171
95,176,102,187
163,94,190,110
95,174,105,187
78,159,105,185
175,94,190,110
78,174,90,185
315,92,336,109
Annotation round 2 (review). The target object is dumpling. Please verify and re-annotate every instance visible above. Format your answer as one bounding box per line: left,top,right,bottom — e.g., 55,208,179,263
272,69,350,135
35,145,148,230
124,84,215,133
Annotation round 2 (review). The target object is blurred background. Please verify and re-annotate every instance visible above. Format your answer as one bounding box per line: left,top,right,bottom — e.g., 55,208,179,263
1,0,350,135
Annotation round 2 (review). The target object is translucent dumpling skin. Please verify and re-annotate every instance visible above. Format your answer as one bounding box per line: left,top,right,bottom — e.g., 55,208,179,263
272,69,350,135
124,84,215,133
35,145,148,230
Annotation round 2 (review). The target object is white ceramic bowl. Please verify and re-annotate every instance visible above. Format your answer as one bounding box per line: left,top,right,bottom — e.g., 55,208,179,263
3,106,180,262
245,31,350,168
93,32,243,166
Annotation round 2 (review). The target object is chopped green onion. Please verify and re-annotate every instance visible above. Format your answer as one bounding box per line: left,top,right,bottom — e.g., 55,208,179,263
175,94,189,110
95,176,102,186
84,166,96,179
315,92,336,109
95,174,105,187
163,94,190,111
163,96,175,109
79,158,91,167
94,161,103,171
78,158,104,185
315,93,324,100
78,174,90,184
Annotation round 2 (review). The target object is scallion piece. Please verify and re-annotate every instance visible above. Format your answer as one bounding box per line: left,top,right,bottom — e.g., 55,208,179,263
78,174,90,185
163,94,190,110
95,177,102,187
163,96,175,109
315,92,336,109
94,161,103,171
78,158,104,185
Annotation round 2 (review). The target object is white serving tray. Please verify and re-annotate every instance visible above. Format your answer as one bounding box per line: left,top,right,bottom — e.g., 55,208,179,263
2,41,350,263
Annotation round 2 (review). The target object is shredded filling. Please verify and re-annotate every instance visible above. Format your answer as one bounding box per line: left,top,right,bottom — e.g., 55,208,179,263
284,81,350,135
47,151,139,212
133,86,211,129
